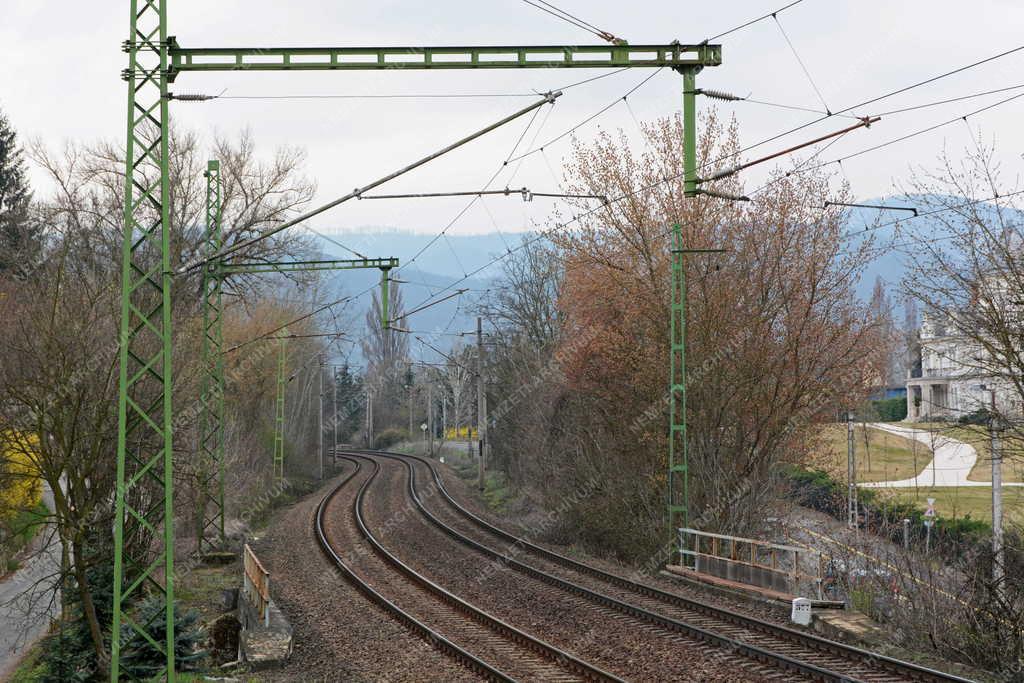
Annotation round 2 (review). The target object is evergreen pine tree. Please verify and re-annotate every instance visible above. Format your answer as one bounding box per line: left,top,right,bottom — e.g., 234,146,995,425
0,107,37,274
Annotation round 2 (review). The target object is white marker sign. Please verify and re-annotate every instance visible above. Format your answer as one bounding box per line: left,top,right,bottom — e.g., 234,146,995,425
791,597,812,626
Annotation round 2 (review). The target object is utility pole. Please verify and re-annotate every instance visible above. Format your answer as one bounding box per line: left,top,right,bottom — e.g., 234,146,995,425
318,354,325,480
989,389,1004,588
366,389,373,449
198,159,225,555
668,220,726,563
272,336,287,482
407,366,414,440
477,316,488,491
332,366,339,466
847,411,858,530
428,381,435,457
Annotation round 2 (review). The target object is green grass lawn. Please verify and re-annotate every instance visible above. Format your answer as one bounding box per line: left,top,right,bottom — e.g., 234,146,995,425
818,423,933,483
875,485,1024,526
902,422,1024,483
818,423,1024,526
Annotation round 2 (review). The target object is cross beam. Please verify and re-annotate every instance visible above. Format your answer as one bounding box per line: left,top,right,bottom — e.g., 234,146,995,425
164,40,721,78
220,257,399,275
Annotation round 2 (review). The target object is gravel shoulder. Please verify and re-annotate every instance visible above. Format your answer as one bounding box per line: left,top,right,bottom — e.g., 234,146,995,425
252,461,472,683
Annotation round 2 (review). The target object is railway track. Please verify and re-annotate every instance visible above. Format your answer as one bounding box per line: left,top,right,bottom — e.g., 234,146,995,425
315,454,622,682
347,448,975,683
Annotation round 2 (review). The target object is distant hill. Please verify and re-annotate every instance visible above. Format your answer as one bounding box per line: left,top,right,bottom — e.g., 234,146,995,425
844,194,1024,300
312,196,1020,363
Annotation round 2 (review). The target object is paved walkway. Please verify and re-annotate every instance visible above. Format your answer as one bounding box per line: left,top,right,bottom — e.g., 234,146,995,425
0,484,60,681
860,422,1024,489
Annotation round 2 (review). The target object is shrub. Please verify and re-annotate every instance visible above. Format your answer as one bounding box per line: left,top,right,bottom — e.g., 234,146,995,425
958,408,990,425
373,428,408,450
38,561,114,682
118,597,206,679
0,431,42,521
871,397,907,422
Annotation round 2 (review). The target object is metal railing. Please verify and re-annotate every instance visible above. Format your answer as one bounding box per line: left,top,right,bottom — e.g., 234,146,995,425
243,543,271,626
679,528,824,600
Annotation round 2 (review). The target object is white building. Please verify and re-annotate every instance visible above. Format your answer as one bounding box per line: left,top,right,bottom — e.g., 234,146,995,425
905,312,1021,421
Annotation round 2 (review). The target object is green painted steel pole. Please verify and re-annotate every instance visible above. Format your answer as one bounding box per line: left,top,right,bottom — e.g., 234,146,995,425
159,0,177,672
113,0,176,677
380,267,391,330
199,159,225,554
682,68,698,198
668,222,688,541
273,335,287,482
669,66,699,567
110,0,135,670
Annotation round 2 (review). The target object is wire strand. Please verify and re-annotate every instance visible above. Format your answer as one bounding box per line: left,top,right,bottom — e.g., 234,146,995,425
704,0,804,42
518,0,606,40
772,13,831,114
793,90,1024,179
507,68,664,164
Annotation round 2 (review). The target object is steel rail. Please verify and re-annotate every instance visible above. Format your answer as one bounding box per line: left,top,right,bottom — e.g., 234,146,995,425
361,449,976,683
359,450,844,682
319,454,622,682
315,458,515,681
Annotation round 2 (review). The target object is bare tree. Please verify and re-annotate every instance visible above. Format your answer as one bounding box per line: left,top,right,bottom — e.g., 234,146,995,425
361,283,409,432
0,125,325,673
900,137,1024,436
479,111,887,560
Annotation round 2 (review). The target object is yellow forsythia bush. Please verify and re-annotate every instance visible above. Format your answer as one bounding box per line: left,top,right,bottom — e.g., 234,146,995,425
444,426,478,440
0,431,42,519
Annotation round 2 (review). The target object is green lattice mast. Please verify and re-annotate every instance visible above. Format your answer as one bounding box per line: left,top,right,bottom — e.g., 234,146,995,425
198,160,225,554
112,0,175,677
667,69,699,551
273,334,287,482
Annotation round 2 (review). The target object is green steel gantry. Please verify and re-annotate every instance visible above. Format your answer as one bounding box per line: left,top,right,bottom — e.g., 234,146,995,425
195,163,395,552
114,3,720,675
197,161,225,556
667,71,700,547
272,334,287,482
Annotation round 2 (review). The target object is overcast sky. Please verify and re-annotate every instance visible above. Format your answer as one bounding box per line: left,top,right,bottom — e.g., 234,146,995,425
3,0,1024,241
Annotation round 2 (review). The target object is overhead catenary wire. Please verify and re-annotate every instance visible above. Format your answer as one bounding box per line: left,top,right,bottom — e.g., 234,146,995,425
700,88,859,119
224,293,358,354
221,92,539,100
391,288,469,325
202,67,631,103
506,68,665,164
704,41,1024,175
703,0,804,43
785,90,1024,180
876,82,1024,116
606,47,1024,212
358,27,1008,294
178,92,561,274
402,120,874,313
397,88,555,275
772,12,831,115
358,187,607,202
840,188,1024,243
518,0,624,44
270,38,1024,340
